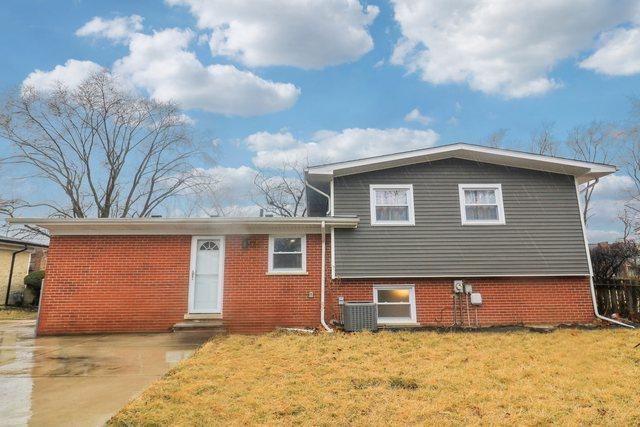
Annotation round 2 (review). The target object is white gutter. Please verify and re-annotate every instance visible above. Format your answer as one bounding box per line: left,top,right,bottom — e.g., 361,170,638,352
320,220,332,332
7,216,354,227
7,216,359,236
576,179,634,328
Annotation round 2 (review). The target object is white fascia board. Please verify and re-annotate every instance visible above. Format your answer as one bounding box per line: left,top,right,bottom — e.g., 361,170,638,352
7,217,359,236
306,143,617,183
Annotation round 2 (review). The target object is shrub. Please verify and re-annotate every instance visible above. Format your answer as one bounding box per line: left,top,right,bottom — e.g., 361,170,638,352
24,270,45,289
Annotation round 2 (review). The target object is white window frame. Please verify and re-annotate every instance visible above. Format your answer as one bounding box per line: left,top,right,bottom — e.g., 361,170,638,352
458,183,506,225
369,184,415,226
268,235,307,274
373,284,417,324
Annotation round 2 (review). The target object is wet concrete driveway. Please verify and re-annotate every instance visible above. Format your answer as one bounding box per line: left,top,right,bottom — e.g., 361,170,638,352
0,320,212,426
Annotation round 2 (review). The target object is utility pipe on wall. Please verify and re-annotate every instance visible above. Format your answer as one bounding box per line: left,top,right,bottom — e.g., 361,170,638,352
320,221,333,332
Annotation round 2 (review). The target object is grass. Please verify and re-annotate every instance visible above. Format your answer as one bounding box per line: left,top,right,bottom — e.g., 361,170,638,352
0,307,37,320
110,329,640,426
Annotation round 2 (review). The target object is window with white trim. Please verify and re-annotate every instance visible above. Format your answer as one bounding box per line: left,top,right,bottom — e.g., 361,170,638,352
458,184,505,225
370,185,415,225
374,285,417,324
268,235,306,273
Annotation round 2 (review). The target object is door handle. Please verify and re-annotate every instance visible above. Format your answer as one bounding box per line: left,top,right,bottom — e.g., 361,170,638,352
191,270,195,280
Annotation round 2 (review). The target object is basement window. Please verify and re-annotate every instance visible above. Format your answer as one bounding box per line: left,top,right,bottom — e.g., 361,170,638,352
268,235,306,274
373,285,416,324
369,184,415,226
458,184,506,225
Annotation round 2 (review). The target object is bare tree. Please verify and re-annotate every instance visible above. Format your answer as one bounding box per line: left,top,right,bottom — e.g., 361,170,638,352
621,98,640,231
566,121,614,225
590,241,640,282
253,161,306,217
619,209,634,241
0,197,24,235
0,197,50,239
181,169,255,218
484,129,508,148
530,121,557,156
0,71,199,218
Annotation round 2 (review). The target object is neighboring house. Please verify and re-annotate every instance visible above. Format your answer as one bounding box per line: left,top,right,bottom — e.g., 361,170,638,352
10,143,616,335
0,236,48,306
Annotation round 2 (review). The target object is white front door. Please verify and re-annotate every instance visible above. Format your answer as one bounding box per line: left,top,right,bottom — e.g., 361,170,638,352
189,236,224,313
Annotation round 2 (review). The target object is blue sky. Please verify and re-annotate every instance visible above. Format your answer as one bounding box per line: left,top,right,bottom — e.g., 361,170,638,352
2,0,640,241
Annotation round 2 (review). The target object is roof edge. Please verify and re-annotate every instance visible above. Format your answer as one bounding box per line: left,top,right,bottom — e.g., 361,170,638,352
6,216,360,236
305,142,617,183
7,216,358,226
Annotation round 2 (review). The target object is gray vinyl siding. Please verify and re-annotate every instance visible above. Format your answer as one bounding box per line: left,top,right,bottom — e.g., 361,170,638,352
333,158,590,277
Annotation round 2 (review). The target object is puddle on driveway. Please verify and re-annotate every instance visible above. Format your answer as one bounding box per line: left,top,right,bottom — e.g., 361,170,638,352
0,320,212,426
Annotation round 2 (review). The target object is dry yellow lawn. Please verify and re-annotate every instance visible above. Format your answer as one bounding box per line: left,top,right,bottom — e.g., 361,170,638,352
111,329,640,426
0,308,37,320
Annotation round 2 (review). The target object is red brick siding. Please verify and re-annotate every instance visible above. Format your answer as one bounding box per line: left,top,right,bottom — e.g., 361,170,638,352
38,235,191,335
328,277,594,327
223,235,321,333
38,233,594,335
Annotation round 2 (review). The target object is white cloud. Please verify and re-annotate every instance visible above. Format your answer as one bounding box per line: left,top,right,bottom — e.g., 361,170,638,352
404,108,432,126
198,165,257,199
245,127,439,169
587,174,635,242
188,165,262,216
22,59,104,92
591,174,635,200
112,28,300,116
192,126,438,214
166,0,379,69
580,27,640,75
390,0,640,98
588,228,623,243
76,15,144,44
176,113,195,125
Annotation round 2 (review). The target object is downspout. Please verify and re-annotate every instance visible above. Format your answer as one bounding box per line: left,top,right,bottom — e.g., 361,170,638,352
305,180,332,216
307,181,335,331
4,243,28,306
320,220,333,332
576,179,634,328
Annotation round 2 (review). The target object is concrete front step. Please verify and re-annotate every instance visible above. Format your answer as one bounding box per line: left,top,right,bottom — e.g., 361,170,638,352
172,319,226,333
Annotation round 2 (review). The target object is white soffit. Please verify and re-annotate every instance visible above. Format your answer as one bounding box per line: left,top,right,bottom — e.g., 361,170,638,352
306,143,617,184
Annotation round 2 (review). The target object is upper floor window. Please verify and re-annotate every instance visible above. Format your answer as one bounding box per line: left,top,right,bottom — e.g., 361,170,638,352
369,184,415,226
268,235,306,274
458,184,505,225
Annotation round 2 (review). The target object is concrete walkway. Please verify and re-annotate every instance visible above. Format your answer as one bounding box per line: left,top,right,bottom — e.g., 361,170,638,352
0,320,212,426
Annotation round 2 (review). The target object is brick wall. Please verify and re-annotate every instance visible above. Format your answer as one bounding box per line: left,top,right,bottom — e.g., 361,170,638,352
30,248,47,272
37,233,325,335
223,235,322,333
38,233,594,335
38,235,191,335
328,277,594,327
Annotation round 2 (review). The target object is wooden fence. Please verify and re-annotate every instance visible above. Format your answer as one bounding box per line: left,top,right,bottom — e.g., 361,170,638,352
594,280,640,319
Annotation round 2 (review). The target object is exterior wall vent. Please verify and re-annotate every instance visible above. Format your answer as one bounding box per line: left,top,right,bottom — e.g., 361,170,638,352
342,302,378,332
